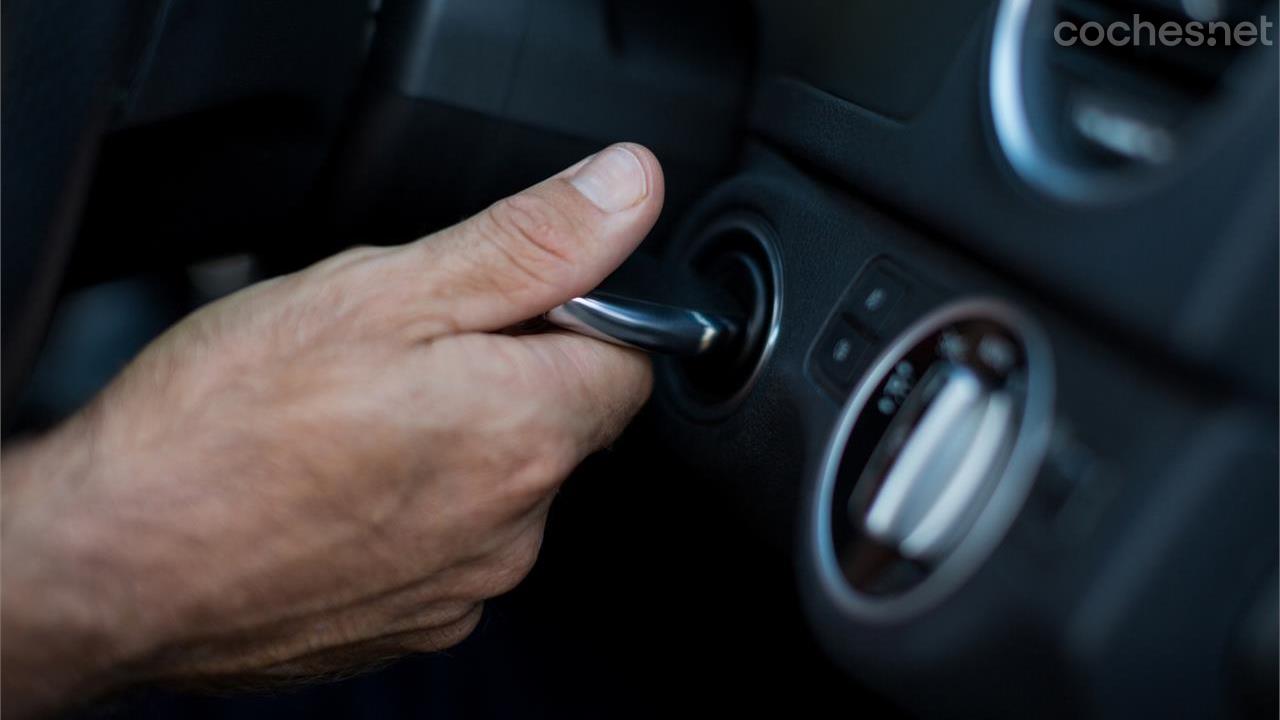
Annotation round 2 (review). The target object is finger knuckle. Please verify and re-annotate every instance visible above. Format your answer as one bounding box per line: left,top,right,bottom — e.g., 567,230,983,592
481,442,566,518
483,193,582,289
495,422,578,501
476,531,546,598
294,246,409,335
310,244,385,277
402,604,484,652
528,434,581,486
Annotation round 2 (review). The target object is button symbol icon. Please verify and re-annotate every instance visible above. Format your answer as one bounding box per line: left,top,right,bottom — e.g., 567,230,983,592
885,374,911,398
978,335,1016,374
939,331,968,359
864,287,887,312
832,338,853,363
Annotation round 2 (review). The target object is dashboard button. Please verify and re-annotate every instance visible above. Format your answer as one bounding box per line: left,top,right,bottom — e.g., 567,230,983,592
848,266,906,333
817,318,872,387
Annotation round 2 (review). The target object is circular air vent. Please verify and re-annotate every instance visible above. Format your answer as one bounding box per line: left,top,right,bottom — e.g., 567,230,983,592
990,0,1276,202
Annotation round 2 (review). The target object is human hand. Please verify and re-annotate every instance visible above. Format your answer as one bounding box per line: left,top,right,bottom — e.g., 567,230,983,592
1,143,662,716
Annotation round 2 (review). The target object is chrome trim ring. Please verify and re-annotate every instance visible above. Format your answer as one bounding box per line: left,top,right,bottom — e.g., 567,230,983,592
663,211,783,419
990,0,1144,203
812,298,1055,623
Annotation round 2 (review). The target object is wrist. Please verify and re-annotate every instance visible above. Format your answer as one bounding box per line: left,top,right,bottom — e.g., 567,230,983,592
1,414,163,716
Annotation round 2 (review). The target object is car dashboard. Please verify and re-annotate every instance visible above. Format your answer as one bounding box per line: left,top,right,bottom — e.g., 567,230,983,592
3,0,1276,717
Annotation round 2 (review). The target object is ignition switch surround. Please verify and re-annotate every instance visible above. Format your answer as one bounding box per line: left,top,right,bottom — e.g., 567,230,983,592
661,211,783,421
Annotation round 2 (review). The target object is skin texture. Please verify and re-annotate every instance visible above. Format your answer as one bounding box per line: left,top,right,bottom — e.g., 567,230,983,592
0,143,663,718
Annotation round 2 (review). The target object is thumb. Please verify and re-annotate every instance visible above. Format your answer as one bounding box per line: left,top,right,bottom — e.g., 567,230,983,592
396,143,664,336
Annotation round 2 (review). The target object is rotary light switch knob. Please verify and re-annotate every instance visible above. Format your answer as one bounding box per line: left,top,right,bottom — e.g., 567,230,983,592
858,362,1016,560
